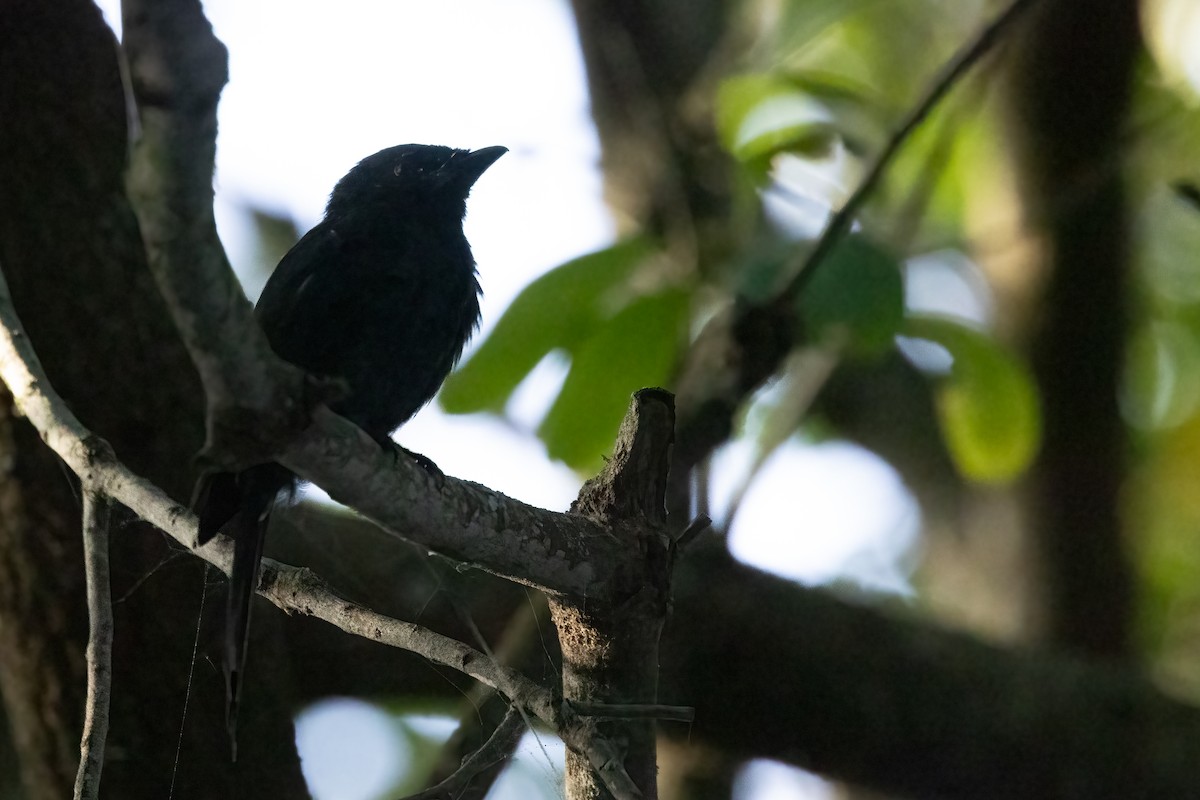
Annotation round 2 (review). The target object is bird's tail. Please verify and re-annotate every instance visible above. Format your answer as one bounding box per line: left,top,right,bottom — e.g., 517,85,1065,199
223,491,272,760
192,464,290,760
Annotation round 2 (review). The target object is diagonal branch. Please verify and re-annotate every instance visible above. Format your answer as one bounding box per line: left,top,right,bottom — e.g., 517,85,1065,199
777,0,1041,306
256,561,555,723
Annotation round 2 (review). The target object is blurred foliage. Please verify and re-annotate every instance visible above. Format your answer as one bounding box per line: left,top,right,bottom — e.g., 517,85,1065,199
433,0,1200,684
798,234,904,357
536,288,689,468
716,72,842,173
440,237,691,471
246,205,302,288
441,238,658,418
446,0,1025,480
902,315,1040,482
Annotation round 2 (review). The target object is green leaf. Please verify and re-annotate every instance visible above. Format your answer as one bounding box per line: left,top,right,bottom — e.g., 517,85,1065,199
902,315,1041,483
798,234,904,357
773,0,879,54
881,97,994,243
1121,320,1200,431
538,289,689,470
716,74,838,165
439,238,655,414
780,69,883,155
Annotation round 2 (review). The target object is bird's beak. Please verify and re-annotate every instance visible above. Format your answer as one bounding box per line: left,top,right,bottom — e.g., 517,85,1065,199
452,146,508,186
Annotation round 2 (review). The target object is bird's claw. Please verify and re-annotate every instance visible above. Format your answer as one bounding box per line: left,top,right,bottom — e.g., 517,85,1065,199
387,442,446,489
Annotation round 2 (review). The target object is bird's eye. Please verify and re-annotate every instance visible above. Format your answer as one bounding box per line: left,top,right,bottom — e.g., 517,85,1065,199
392,164,403,177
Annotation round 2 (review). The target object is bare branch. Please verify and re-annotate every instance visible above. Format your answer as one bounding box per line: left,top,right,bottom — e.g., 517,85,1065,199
256,561,556,720
72,489,113,800
122,0,300,450
552,389,675,799
674,513,712,549
568,702,694,723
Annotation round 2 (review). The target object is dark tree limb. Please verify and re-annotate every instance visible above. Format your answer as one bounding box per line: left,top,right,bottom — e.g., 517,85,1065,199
273,504,1200,799
1008,0,1141,659
0,0,229,794
663,545,1200,800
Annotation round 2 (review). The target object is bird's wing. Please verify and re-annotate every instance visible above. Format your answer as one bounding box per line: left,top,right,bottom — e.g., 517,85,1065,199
253,222,342,360
255,222,376,374
254,216,426,377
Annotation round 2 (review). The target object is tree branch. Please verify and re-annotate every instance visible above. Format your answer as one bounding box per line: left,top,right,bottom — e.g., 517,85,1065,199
256,561,554,720
0,262,651,799
664,546,1200,799
551,389,675,799
272,408,625,598
122,0,304,462
71,489,112,800
267,485,1200,799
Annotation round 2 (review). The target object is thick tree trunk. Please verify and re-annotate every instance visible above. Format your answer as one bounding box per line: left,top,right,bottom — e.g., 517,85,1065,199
1009,0,1142,659
0,0,307,795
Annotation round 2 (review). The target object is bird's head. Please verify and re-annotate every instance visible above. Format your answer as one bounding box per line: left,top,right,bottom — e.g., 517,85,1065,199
325,144,507,220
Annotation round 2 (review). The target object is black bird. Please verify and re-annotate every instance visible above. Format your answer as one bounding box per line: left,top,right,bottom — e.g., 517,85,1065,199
193,143,506,757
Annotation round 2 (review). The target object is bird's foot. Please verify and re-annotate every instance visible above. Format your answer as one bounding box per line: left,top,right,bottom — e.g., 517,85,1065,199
385,441,446,489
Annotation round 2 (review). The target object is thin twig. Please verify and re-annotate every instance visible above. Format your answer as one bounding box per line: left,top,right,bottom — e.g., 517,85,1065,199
778,0,1042,304
569,701,695,723
401,707,527,800
675,513,713,549
423,595,553,798
258,568,639,800
73,488,113,800
257,562,557,721
722,343,843,535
